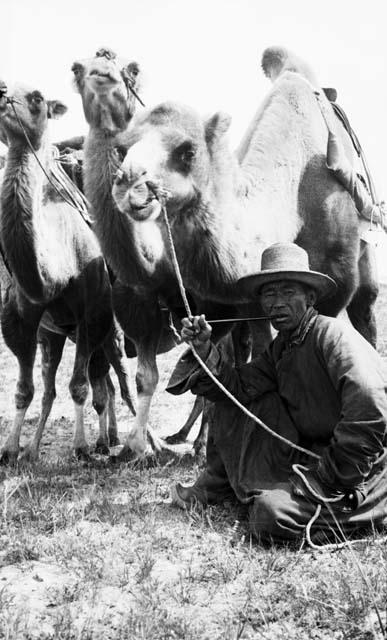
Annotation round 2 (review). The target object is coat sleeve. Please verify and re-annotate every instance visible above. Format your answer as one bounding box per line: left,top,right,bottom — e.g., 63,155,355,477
166,342,278,404
316,322,387,490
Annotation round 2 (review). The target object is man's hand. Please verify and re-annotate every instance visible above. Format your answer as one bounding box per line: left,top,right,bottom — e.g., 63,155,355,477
181,315,212,358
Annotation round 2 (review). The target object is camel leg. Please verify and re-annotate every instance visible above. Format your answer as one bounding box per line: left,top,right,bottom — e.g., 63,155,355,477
346,240,379,348
19,329,66,463
106,373,120,447
103,320,136,416
0,298,42,464
69,319,94,459
123,336,160,457
164,396,204,445
67,278,113,458
89,347,110,455
112,290,167,459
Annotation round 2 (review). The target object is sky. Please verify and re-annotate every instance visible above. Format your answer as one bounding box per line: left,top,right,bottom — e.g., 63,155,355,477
2,0,387,275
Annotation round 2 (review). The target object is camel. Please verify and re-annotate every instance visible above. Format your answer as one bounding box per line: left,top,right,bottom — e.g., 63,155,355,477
72,48,235,460
108,45,379,455
0,79,134,463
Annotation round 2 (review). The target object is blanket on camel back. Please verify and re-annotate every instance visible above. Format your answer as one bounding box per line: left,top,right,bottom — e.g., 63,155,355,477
322,87,386,232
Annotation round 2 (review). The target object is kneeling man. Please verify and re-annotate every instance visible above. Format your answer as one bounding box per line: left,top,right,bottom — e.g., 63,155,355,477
167,242,387,543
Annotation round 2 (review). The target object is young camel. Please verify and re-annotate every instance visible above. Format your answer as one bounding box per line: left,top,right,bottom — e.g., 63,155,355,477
0,80,133,463
72,48,226,459
109,47,379,458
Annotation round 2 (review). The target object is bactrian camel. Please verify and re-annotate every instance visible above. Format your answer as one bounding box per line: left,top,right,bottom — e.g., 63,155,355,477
72,48,232,459
0,80,134,463
108,46,379,454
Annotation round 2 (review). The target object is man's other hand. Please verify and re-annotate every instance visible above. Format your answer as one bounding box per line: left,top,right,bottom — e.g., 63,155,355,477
181,315,212,357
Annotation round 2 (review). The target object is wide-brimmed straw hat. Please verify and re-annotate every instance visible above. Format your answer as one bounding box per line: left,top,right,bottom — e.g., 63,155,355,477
238,242,337,302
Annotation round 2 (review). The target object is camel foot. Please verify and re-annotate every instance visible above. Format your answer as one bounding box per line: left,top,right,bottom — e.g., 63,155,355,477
154,447,181,467
95,439,110,456
164,431,188,446
18,445,39,465
109,444,137,464
126,448,178,470
0,450,19,466
74,447,92,462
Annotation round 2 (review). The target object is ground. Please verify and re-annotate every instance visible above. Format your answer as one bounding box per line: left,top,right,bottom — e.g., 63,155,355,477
1,290,387,639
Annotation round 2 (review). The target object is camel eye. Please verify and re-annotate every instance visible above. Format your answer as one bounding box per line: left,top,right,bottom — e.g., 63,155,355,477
71,62,84,76
114,145,127,163
126,62,140,77
31,91,43,103
175,141,196,168
28,91,44,112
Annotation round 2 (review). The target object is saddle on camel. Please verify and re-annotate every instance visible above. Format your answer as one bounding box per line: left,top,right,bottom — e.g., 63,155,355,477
168,243,387,546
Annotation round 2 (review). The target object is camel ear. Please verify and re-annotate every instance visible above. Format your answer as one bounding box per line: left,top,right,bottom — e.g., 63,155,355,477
47,100,68,120
205,112,232,150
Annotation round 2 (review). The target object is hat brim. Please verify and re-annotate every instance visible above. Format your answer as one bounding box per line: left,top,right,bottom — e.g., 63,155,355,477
236,269,337,302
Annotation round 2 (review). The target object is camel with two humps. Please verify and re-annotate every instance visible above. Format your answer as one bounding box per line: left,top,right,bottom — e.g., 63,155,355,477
109,45,378,455
0,80,135,464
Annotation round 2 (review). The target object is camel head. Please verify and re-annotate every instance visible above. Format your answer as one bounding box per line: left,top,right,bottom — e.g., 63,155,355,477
72,48,142,135
0,80,67,150
112,102,233,222
261,46,319,86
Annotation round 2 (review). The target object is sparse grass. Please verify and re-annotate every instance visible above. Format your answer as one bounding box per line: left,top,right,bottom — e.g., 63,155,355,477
0,289,387,638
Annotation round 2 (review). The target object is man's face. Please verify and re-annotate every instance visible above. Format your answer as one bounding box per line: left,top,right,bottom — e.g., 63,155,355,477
260,280,316,332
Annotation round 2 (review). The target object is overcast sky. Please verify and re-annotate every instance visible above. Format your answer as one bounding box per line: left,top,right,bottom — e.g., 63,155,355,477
2,0,387,274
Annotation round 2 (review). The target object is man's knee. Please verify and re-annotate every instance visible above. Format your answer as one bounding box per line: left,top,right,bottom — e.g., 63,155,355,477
249,491,283,538
248,484,306,541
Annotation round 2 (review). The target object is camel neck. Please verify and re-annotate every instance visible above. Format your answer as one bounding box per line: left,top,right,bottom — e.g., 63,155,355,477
83,126,173,288
0,141,50,300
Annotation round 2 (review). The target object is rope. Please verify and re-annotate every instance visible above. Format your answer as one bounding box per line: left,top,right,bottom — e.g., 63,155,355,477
293,464,387,551
161,205,320,461
9,100,92,220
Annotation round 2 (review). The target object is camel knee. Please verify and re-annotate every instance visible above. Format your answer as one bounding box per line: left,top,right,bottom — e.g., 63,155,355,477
15,382,34,410
42,387,56,406
136,368,158,395
69,378,89,406
91,378,108,415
